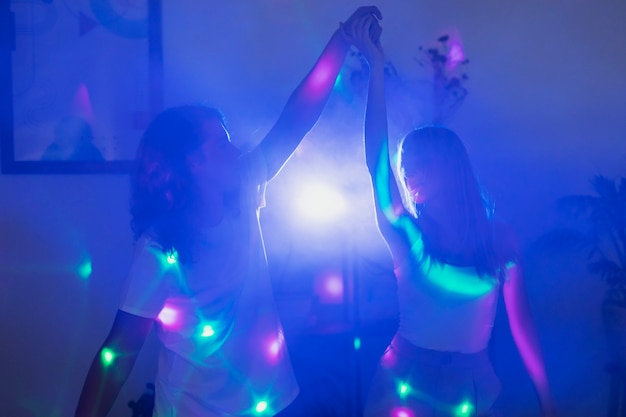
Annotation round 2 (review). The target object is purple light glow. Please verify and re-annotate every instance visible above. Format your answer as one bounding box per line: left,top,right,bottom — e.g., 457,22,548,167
325,276,343,296
304,56,337,98
382,346,397,368
391,406,416,417
314,272,344,304
443,31,466,72
266,329,285,365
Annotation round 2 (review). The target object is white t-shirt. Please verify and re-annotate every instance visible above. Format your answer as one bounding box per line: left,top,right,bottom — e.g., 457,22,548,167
395,236,502,354
119,149,299,416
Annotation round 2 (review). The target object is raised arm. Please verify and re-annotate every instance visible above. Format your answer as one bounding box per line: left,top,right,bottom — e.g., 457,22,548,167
351,16,417,265
503,263,558,417
258,6,382,180
74,310,153,417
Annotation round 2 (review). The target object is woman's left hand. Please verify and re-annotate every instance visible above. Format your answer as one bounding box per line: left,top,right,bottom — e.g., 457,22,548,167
345,14,384,66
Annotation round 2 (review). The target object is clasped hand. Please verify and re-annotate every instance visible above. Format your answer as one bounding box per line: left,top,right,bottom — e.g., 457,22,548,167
341,6,384,65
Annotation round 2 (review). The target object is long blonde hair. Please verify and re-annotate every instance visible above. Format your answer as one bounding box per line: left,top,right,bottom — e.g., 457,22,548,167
398,126,505,277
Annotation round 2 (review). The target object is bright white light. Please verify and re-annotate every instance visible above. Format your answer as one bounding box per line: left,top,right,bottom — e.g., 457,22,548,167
295,183,346,223
157,306,178,327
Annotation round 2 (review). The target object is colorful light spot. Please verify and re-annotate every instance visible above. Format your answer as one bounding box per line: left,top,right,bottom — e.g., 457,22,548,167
296,182,346,223
353,337,361,351
100,347,116,367
397,381,411,399
333,72,343,90
391,406,415,417
425,263,497,297
455,401,473,416
77,259,92,280
255,400,268,414
166,252,177,264
269,340,281,356
325,275,343,297
382,346,397,367
315,272,344,304
157,305,179,327
200,324,215,337
267,330,285,364
304,56,339,98
445,36,466,71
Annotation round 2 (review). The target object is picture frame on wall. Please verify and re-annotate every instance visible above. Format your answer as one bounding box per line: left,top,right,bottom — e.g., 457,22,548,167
0,0,162,174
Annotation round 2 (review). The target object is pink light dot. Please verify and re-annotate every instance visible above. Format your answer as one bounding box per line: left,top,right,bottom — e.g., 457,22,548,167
266,330,285,364
391,407,415,417
315,272,344,304
325,276,343,297
157,306,179,327
304,56,338,98
309,64,331,88
446,40,465,71
269,340,281,356
382,346,397,368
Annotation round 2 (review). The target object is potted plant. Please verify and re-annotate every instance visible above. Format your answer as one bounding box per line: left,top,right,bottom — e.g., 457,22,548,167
557,175,626,364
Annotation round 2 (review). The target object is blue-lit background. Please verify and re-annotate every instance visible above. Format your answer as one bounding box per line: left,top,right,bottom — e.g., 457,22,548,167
1,1,625,416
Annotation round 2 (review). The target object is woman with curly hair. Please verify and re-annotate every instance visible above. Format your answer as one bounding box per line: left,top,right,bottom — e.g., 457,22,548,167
73,7,382,417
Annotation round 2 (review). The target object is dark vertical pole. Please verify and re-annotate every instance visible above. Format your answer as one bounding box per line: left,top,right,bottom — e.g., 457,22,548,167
350,225,362,417
148,0,163,119
0,2,15,173
340,232,352,416
343,222,362,417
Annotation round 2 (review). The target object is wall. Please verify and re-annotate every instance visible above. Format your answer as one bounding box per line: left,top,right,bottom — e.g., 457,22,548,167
0,175,160,416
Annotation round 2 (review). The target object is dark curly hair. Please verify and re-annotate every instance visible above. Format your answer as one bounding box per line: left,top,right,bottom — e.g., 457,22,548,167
130,105,225,264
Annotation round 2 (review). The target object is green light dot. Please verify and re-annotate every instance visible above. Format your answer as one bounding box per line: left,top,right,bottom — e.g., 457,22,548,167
353,337,361,351
201,324,215,337
77,260,92,279
334,73,343,89
255,400,268,414
397,382,410,398
166,253,177,264
456,402,473,416
101,348,116,367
